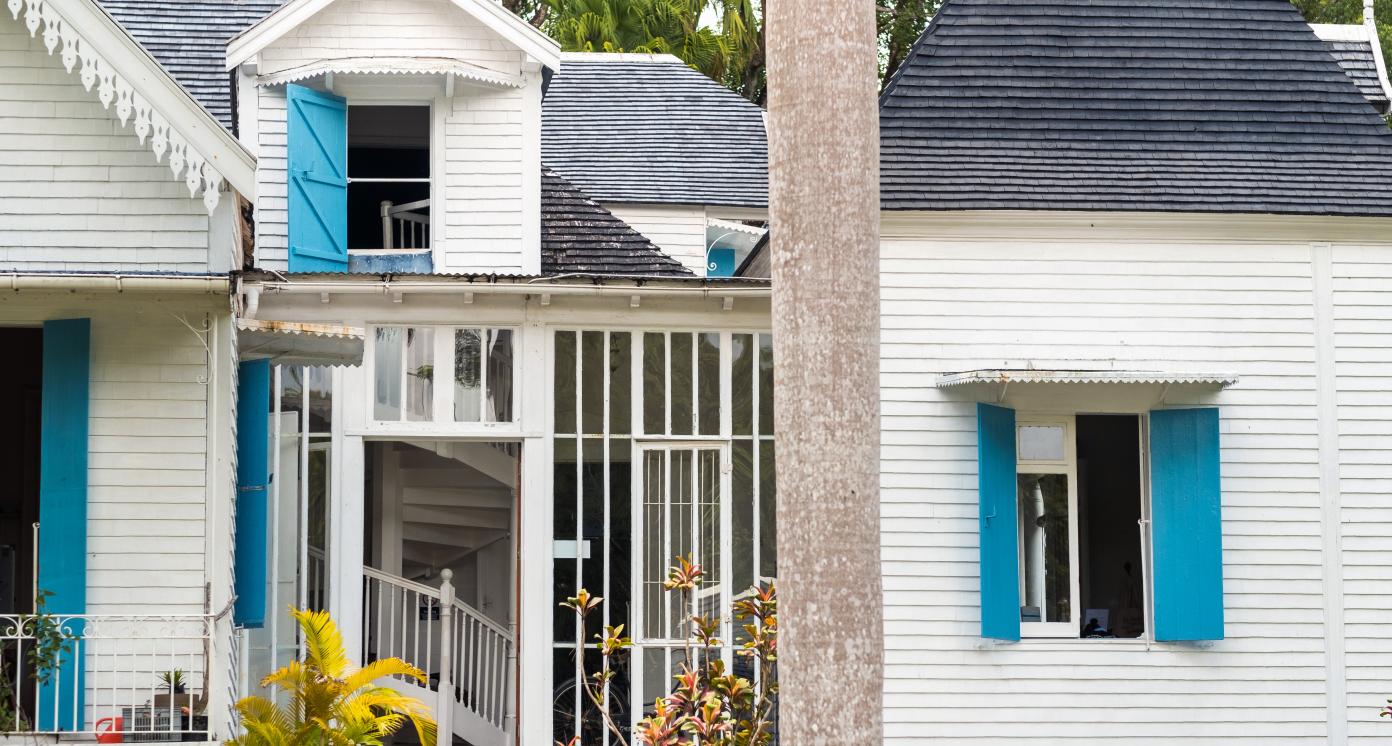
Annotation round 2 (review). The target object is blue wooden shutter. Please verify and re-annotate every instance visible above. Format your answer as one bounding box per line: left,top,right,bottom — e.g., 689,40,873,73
37,318,89,731
977,403,1020,641
287,84,348,272
234,360,271,628
1150,407,1224,641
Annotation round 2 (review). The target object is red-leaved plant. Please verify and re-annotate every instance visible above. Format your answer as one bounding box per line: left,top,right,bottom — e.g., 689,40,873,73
559,557,778,746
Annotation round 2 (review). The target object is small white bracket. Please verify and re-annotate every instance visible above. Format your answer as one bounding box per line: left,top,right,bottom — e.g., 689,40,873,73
540,293,552,307
390,291,403,304
324,71,335,92
445,74,456,99
319,292,331,304
630,295,641,308
721,296,735,311
463,291,474,305
1157,382,1172,407
996,381,1010,404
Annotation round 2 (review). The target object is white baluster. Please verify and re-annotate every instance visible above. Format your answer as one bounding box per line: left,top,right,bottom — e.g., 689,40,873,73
437,570,455,742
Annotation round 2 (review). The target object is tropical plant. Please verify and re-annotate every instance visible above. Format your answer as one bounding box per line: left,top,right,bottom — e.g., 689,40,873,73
0,589,74,733
226,608,436,746
557,556,777,746
160,669,187,694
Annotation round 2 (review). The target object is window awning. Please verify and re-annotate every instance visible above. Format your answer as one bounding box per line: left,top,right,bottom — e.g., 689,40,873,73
257,56,525,89
237,319,365,367
936,369,1238,388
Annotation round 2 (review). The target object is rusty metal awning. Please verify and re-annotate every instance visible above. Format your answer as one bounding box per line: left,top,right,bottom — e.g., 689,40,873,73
237,319,365,367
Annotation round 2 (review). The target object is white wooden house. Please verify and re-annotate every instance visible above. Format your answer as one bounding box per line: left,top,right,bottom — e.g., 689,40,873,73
875,0,1392,743
2,0,775,743
0,0,255,739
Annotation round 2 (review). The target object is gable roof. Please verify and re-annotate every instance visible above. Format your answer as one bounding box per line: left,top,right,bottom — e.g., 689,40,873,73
541,53,768,208
541,167,693,276
880,0,1392,217
101,0,282,130
225,0,560,72
12,0,256,209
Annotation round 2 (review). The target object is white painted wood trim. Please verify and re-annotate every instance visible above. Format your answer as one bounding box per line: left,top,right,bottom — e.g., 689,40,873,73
17,0,256,203
1311,242,1348,742
226,0,561,72
1364,2,1392,110
517,312,551,746
881,210,1392,243
519,65,542,276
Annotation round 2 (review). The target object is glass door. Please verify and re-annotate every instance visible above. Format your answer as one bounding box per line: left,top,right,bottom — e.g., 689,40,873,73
631,443,731,720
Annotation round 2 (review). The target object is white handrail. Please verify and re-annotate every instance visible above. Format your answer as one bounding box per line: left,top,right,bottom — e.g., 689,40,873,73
360,566,513,738
380,199,431,250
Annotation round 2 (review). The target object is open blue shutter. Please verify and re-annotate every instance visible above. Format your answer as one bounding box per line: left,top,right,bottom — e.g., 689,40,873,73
234,360,271,628
37,318,89,731
1150,407,1224,641
287,84,348,272
977,403,1020,641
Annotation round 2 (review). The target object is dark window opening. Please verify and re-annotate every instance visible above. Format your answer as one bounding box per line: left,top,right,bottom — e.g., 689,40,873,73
1077,414,1145,639
348,105,430,251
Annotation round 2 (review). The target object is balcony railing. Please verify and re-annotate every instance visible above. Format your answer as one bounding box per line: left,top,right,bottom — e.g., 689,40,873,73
381,199,430,250
1,614,214,740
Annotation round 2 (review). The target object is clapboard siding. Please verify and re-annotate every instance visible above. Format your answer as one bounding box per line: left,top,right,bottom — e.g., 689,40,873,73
606,203,709,275
880,227,1335,742
257,0,523,77
0,16,214,272
87,308,220,616
253,0,535,273
1332,245,1392,743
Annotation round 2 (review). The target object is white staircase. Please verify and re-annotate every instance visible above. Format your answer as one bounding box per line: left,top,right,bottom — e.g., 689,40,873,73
362,566,513,746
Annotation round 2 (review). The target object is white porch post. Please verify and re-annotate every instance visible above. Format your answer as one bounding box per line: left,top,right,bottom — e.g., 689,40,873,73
518,312,552,746
329,365,367,663
437,569,456,741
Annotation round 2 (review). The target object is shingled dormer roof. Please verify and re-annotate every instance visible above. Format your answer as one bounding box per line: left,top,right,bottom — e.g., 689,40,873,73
1311,9,1392,115
541,168,694,276
881,0,1392,217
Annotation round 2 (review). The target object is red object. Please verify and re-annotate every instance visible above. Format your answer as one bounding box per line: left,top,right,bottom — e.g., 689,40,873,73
95,716,123,743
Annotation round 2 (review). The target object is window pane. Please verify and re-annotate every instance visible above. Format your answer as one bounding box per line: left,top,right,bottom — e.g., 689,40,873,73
373,327,403,421
697,333,720,436
758,441,777,580
1018,473,1071,624
732,334,753,436
405,327,434,421
696,449,721,621
668,450,691,640
555,332,576,434
733,440,754,594
280,365,304,417
454,329,482,422
486,329,514,423
757,333,774,436
581,331,604,435
306,367,332,433
642,450,665,639
609,333,631,435
643,333,665,435
1019,425,1066,462
608,439,632,638
670,334,693,436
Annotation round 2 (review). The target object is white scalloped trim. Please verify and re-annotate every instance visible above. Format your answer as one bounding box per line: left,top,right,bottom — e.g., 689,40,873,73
9,0,225,213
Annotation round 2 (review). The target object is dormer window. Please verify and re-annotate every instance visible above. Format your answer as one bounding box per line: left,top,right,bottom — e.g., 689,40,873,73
348,105,431,253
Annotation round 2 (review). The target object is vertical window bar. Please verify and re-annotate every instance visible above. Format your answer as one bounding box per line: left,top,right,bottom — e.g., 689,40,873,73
572,331,583,741
601,331,611,746
479,328,489,422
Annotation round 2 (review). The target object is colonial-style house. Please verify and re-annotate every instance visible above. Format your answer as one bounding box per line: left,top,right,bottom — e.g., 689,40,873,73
876,0,1392,743
3,0,774,744
0,0,255,739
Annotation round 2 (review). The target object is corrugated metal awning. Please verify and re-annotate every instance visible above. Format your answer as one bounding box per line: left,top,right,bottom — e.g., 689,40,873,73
237,319,364,367
257,57,525,89
935,369,1239,388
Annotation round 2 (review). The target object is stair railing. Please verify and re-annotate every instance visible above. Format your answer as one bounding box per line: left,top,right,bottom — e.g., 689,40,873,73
380,199,431,250
360,566,512,741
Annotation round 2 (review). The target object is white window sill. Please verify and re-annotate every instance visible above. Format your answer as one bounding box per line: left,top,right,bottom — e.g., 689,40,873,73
976,637,1216,651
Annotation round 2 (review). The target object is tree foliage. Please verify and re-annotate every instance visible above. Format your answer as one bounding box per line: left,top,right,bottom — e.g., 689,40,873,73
1294,0,1392,65
878,1,940,93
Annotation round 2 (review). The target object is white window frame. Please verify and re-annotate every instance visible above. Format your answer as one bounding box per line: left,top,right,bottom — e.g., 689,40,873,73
1016,415,1080,639
629,440,734,722
342,98,436,255
362,323,522,435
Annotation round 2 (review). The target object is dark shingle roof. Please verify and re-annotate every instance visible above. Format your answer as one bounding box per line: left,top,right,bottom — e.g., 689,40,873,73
1322,38,1390,113
99,0,283,129
541,55,768,208
881,0,1392,217
541,167,693,276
